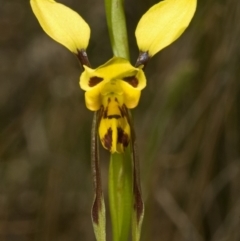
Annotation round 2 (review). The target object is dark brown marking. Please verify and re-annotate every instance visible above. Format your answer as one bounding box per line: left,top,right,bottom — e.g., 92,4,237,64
114,97,119,103
103,107,108,119
133,185,144,223
120,104,128,118
108,114,121,119
135,51,151,68
76,49,91,68
118,106,125,117
91,110,104,225
89,76,103,87
98,105,104,117
103,128,112,151
117,127,129,147
92,195,102,224
123,76,139,87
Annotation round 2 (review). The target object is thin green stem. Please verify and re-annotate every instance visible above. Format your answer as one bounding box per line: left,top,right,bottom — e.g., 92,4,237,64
105,1,132,239
109,151,132,241
104,0,129,59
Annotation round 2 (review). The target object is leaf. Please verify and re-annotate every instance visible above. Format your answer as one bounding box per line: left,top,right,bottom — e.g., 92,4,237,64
91,111,106,241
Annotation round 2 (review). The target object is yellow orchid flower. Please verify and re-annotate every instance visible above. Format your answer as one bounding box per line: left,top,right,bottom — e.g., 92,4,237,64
80,57,146,153
30,0,196,153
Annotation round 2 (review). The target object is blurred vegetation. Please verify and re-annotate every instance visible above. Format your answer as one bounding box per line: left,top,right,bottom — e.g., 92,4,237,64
0,0,240,241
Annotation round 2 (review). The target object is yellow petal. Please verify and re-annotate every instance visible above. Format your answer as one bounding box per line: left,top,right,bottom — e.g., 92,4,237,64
94,57,138,80
120,69,146,108
30,0,90,53
135,0,197,56
80,65,100,91
120,82,141,109
80,57,143,91
84,85,103,111
99,96,130,153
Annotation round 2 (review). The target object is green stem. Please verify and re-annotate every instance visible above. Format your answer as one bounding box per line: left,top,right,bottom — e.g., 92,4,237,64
109,151,132,241
104,1,144,241
104,0,129,59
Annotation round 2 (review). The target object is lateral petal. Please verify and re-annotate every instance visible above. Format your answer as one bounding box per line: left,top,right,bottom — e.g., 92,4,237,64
30,0,90,53
135,0,197,56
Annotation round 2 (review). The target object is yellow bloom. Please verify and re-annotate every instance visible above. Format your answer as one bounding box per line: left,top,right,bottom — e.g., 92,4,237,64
30,0,90,53
80,57,146,153
30,0,196,153
135,0,197,57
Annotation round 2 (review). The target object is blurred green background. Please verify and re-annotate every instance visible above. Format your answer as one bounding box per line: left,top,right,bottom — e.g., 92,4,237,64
1,0,240,240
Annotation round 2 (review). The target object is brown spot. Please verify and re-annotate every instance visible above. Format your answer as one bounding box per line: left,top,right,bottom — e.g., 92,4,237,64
92,196,102,224
123,76,139,87
99,105,104,115
89,76,103,87
103,107,108,119
119,104,128,118
103,128,112,151
118,106,125,117
76,49,91,68
117,127,129,147
133,186,144,223
135,51,151,68
114,97,119,103
108,115,121,119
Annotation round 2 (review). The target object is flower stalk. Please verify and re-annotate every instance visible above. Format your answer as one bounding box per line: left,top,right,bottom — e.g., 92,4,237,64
104,0,142,240
105,0,129,59
109,151,132,241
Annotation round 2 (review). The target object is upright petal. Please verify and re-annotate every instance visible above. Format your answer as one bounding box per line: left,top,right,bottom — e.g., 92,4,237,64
79,57,141,91
30,0,90,53
135,0,197,56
